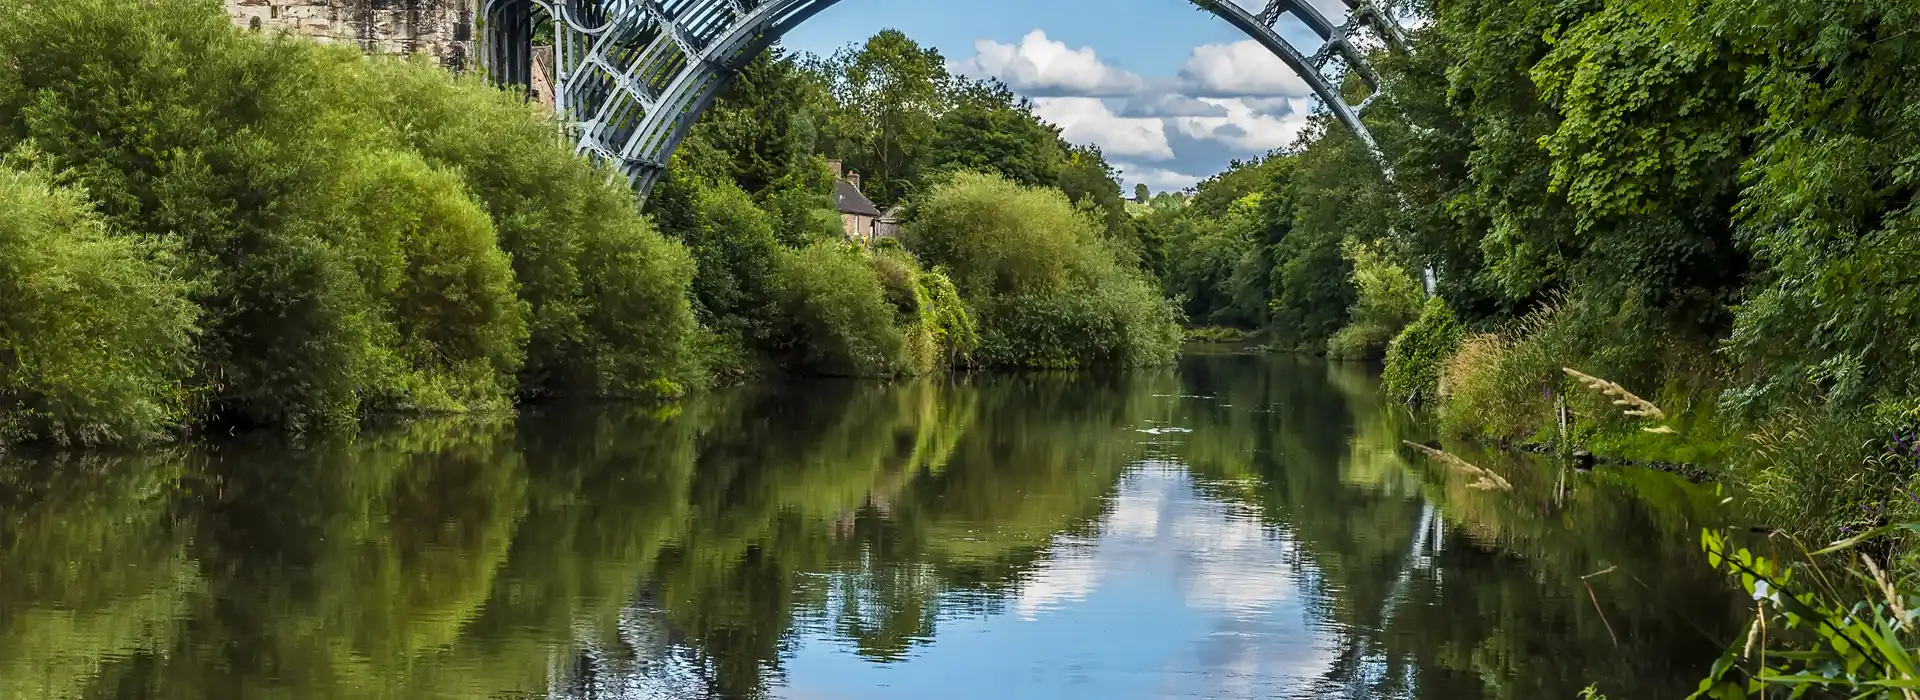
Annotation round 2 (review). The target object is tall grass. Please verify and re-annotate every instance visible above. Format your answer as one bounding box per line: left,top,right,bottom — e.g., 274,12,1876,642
1437,301,1570,441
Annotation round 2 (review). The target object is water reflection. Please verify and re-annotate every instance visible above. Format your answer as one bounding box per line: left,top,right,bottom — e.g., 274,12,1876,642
0,352,1743,699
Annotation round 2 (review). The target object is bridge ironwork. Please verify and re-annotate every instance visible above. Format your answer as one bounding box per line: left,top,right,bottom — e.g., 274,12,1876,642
479,0,1407,198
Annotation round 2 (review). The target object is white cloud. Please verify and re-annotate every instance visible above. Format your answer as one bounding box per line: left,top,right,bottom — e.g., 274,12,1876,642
953,30,1147,97
1114,162,1203,191
1170,97,1313,152
1031,97,1174,161
1179,40,1313,98
1235,97,1296,117
946,28,1336,192
1118,92,1229,119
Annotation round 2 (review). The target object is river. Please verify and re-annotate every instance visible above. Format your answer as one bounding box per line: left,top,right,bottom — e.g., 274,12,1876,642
0,348,1745,699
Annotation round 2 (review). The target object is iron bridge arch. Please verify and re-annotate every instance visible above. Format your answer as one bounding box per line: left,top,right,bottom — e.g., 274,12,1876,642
479,0,1407,198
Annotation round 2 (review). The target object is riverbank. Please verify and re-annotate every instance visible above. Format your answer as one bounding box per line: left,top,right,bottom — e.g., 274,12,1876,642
1373,294,1913,548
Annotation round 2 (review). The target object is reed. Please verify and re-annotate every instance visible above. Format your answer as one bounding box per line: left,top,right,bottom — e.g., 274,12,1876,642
1562,367,1666,421
1402,441,1513,491
1562,367,1678,434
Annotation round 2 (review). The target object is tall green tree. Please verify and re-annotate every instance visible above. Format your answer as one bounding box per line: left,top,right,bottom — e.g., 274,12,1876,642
926,79,1064,189
811,30,950,207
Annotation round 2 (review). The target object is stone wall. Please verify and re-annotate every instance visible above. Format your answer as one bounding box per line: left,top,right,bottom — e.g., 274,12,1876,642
530,45,556,113
225,0,476,71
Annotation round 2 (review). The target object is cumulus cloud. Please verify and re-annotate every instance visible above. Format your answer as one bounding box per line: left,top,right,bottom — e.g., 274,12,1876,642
1178,40,1313,98
952,30,1147,97
948,28,1331,190
1031,97,1174,161
1169,97,1313,152
1117,92,1229,119
1236,97,1296,117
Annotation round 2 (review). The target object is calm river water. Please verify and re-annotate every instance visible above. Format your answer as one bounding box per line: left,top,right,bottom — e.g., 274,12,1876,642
1,348,1745,699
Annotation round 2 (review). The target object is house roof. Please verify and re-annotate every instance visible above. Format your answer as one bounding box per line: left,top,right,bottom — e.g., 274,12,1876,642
834,179,882,217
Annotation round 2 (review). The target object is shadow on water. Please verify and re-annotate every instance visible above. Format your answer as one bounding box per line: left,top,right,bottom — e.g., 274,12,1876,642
0,354,1744,699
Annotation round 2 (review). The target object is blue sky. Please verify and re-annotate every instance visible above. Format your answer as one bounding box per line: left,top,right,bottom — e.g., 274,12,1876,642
781,0,1352,192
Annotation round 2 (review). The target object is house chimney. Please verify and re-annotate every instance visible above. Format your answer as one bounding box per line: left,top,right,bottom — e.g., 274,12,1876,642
847,170,861,191
826,158,842,179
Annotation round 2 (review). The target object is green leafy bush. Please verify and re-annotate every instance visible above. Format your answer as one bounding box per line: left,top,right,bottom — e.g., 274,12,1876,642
0,164,197,445
351,59,700,399
905,171,1086,300
338,150,528,412
0,0,704,431
976,288,1177,369
1381,297,1462,406
1327,238,1423,360
772,242,909,377
907,172,1180,368
917,267,978,367
683,181,783,342
0,0,394,428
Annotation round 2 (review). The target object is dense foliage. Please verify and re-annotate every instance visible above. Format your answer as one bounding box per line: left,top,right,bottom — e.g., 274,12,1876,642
0,0,698,439
1140,119,1391,352
1383,0,1918,541
0,161,197,446
1379,297,1460,406
1327,237,1423,360
352,60,702,401
770,242,912,377
1142,0,1920,564
647,34,1177,377
909,173,1181,369
0,0,1192,445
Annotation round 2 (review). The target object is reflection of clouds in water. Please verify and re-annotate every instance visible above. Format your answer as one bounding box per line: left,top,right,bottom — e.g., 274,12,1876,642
1180,524,1293,614
1013,543,1103,621
775,460,1344,700
1137,463,1337,697
1105,466,1168,540
1004,462,1337,696
549,600,712,700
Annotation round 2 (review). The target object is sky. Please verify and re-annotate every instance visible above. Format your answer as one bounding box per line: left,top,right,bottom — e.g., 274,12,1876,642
780,0,1354,193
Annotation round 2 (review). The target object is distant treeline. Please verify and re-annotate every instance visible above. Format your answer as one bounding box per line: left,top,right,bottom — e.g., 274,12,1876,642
0,0,1179,447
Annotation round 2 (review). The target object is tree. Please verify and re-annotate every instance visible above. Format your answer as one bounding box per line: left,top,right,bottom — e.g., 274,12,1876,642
1055,144,1142,265
926,79,1064,188
907,172,1179,368
1134,183,1150,204
689,49,824,196
811,30,950,207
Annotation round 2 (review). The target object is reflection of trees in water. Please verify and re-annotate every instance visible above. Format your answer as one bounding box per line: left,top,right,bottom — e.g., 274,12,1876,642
560,371,1172,698
1163,352,1741,699
0,452,197,700
151,418,531,699
0,355,1744,700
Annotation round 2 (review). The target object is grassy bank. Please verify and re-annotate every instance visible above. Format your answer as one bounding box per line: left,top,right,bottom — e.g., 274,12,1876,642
1378,293,1918,545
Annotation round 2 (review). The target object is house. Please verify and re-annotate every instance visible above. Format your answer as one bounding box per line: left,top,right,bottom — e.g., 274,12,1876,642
873,204,905,241
829,160,882,243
